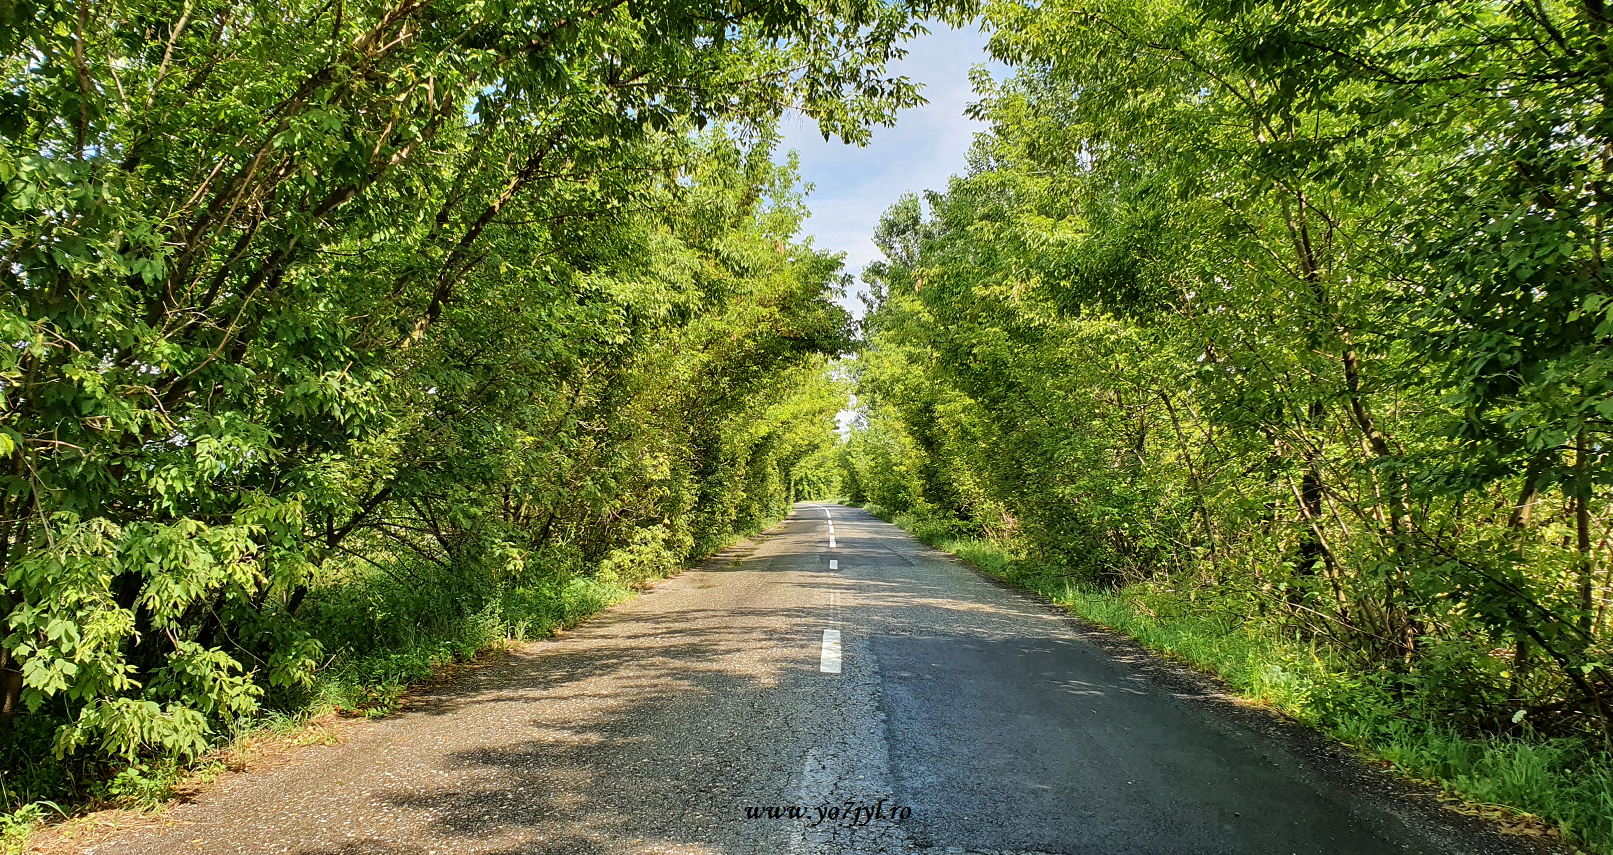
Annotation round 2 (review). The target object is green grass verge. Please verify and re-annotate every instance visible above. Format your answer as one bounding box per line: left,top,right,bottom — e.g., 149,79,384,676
299,573,642,719
868,505,1613,855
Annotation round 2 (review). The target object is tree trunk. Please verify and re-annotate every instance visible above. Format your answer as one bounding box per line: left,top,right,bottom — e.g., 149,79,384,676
0,646,22,738
1577,428,1595,639
1509,453,1549,695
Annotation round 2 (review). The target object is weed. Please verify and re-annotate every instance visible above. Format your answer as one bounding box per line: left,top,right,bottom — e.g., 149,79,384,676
0,800,63,855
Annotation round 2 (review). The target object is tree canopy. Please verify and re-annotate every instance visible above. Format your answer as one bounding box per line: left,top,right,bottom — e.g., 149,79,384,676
846,0,1613,753
0,0,955,772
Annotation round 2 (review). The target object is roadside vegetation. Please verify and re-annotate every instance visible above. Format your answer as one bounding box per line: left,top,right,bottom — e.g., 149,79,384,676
0,0,905,845
842,0,1613,850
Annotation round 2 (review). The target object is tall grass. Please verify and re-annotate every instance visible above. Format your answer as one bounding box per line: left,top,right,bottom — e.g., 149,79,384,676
873,506,1613,853
293,571,643,717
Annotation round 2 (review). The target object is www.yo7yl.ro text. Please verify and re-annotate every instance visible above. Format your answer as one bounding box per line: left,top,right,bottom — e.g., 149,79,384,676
742,799,912,827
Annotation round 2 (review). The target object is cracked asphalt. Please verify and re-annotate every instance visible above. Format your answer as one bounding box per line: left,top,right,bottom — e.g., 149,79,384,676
84,504,1567,855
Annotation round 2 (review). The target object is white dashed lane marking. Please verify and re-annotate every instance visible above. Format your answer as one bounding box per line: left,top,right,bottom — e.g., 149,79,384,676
819,629,842,674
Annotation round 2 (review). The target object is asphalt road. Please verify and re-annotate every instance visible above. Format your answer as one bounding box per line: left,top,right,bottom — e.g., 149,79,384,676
88,504,1563,855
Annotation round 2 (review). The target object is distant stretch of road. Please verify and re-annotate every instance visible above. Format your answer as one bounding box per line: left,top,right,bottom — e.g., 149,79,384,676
92,504,1559,855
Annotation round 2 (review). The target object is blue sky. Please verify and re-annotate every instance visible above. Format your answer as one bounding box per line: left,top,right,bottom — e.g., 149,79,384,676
777,25,1006,316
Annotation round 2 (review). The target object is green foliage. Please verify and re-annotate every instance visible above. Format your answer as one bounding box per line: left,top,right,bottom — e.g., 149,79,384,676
845,0,1613,846
0,800,62,855
302,566,643,716
0,0,900,816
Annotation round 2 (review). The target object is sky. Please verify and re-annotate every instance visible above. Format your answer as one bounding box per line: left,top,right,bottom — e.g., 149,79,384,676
775,25,1007,318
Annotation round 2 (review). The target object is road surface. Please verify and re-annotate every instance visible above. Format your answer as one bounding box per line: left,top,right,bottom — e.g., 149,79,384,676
89,504,1559,855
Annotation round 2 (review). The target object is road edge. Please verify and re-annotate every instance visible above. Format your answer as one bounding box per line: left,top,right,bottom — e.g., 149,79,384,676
848,504,1581,855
